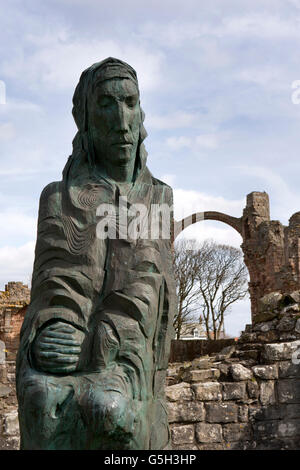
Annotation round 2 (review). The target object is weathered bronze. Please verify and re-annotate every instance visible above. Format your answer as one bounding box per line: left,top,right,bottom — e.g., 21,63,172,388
16,58,176,450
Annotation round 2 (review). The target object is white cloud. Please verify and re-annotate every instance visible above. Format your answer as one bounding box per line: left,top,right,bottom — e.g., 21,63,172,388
173,188,245,220
235,165,300,223
2,99,42,113
225,297,251,337
0,123,15,141
2,33,165,93
220,14,300,39
0,242,34,289
173,188,244,248
176,222,243,249
0,211,37,242
233,65,289,91
159,174,177,186
166,136,193,150
146,112,197,130
166,133,221,151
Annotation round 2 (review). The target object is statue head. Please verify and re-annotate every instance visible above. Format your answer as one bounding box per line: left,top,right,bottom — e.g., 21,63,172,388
71,58,147,179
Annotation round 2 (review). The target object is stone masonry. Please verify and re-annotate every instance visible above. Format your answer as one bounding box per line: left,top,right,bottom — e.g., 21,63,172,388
0,282,29,449
0,288,300,450
166,292,300,450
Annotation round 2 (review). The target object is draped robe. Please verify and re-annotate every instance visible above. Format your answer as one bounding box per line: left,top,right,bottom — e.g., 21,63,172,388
16,144,176,450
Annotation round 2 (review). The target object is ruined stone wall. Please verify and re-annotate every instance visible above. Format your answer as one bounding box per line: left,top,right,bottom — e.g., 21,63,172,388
0,291,299,450
241,193,300,322
166,294,300,450
0,282,29,449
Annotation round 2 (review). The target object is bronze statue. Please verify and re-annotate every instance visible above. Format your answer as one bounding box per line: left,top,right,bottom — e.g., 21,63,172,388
16,58,177,450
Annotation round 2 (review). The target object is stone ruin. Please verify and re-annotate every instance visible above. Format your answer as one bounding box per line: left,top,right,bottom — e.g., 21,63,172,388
175,191,300,322
166,293,300,449
0,282,30,449
0,191,300,449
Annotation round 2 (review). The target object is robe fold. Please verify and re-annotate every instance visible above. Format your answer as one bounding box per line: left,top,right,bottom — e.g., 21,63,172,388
16,147,176,450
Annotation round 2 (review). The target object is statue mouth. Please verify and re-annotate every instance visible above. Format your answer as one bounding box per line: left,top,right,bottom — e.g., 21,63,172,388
113,142,132,148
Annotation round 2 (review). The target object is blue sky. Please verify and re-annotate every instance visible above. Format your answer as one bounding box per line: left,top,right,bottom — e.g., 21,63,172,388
1,0,300,335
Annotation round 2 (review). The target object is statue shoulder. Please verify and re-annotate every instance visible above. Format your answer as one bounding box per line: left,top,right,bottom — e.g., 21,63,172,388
39,181,63,219
151,176,172,189
40,181,62,200
151,176,174,203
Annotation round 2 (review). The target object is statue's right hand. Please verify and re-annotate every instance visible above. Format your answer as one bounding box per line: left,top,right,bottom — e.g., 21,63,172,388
32,321,85,374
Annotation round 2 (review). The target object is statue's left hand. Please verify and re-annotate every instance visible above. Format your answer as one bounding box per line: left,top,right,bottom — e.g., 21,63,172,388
32,321,85,374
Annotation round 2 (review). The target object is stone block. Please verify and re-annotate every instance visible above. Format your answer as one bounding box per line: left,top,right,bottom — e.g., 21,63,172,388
215,345,236,361
3,410,19,436
197,443,226,450
254,437,299,450
205,403,238,423
230,364,253,381
258,292,282,314
247,379,260,398
277,317,296,331
285,404,300,418
239,333,258,343
224,441,255,450
257,330,279,343
191,358,213,370
279,332,298,342
290,291,300,304
277,379,300,403
237,350,259,361
195,422,222,443
0,384,11,398
249,405,282,421
277,420,300,438
0,364,7,383
166,382,193,402
171,424,195,445
253,420,278,439
192,382,222,401
263,340,300,362
252,365,278,380
167,401,205,423
182,368,220,383
238,405,249,422
278,361,300,378
216,363,230,380
253,320,277,332
223,423,252,442
171,444,199,450
223,382,247,401
260,380,276,405
0,340,5,365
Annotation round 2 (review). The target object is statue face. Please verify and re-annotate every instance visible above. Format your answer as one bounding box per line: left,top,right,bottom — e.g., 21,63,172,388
88,78,141,167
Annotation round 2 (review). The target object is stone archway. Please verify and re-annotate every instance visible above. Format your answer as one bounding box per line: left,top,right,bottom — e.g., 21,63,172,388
173,191,300,323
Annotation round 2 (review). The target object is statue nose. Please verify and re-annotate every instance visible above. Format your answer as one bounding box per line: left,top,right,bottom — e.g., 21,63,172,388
115,102,129,131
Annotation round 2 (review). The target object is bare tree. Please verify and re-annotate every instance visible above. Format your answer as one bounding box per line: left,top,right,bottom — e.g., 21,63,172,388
196,240,249,340
173,239,249,340
173,239,201,339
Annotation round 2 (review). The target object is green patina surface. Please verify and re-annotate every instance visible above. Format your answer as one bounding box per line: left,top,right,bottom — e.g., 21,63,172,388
16,58,177,450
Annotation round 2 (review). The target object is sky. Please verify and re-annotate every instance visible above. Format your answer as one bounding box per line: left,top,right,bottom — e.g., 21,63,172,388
1,0,300,336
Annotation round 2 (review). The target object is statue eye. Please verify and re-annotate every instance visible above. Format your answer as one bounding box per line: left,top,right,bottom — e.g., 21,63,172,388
125,96,138,108
98,96,112,108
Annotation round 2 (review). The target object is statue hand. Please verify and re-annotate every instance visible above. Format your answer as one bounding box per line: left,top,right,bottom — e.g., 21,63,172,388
32,321,85,374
